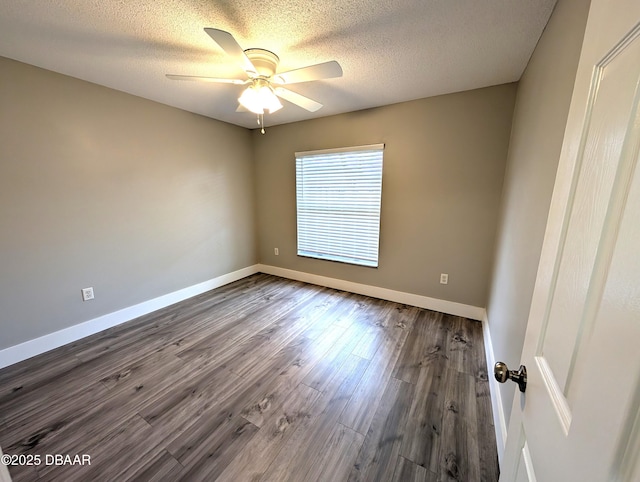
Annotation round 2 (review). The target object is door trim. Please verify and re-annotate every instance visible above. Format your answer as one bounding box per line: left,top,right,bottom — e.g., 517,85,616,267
482,311,508,462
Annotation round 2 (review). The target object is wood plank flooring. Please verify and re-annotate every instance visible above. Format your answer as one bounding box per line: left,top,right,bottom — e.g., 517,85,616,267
0,274,499,481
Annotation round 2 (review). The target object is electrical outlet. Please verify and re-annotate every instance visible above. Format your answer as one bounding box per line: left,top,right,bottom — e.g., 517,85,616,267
274,248,279,256
440,273,449,285
81,287,95,301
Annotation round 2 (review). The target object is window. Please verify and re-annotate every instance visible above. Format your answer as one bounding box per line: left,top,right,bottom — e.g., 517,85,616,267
295,144,384,267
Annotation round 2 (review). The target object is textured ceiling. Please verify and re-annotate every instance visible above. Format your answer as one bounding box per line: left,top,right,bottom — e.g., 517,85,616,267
0,0,557,129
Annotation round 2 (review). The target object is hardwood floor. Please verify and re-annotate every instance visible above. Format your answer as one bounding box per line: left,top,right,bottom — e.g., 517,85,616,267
0,274,499,481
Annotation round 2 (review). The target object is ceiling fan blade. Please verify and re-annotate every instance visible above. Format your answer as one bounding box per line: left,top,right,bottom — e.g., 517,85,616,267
236,104,249,113
204,28,257,76
166,74,247,85
275,87,323,112
273,61,342,85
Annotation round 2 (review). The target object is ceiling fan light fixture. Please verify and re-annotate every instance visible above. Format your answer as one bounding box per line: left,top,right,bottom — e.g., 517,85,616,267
260,85,283,113
238,85,264,114
238,80,282,115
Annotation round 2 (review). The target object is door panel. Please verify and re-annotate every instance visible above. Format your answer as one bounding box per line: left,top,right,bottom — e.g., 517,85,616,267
540,30,640,400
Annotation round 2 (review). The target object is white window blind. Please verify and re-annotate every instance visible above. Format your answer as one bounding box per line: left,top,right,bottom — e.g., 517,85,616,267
295,144,384,267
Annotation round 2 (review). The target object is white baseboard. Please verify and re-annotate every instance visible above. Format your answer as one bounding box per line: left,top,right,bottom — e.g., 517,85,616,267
0,265,260,370
1,263,485,371
257,264,484,320
482,310,508,464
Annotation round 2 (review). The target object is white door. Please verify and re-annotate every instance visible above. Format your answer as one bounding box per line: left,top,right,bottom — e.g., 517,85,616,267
500,1,640,481
0,446,12,482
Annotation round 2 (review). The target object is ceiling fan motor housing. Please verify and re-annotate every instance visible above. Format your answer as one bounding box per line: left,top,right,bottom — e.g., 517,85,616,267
244,48,280,78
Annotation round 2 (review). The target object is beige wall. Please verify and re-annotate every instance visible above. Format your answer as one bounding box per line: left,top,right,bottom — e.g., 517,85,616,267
0,57,257,349
253,84,517,308
486,0,590,423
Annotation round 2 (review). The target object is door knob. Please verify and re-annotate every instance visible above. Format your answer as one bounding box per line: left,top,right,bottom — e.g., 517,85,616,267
494,362,527,393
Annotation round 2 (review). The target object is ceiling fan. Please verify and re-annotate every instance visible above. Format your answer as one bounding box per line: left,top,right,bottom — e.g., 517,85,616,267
166,28,343,126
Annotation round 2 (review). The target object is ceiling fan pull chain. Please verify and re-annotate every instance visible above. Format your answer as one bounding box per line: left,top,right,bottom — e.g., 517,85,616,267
260,113,265,134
